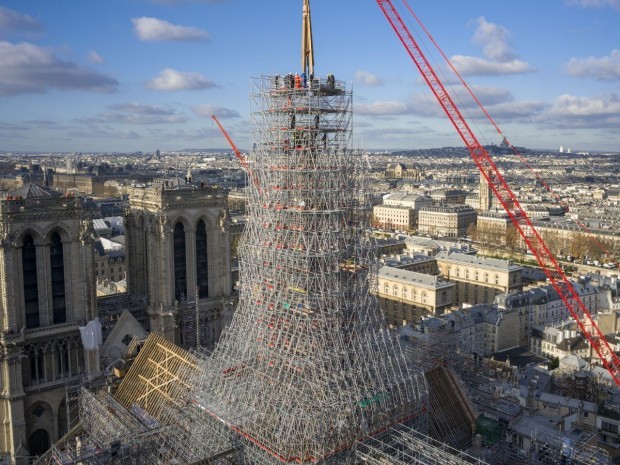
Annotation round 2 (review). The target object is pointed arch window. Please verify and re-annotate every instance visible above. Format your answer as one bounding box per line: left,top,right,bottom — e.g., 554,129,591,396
23,235,40,328
56,343,70,378
174,222,187,301
29,428,50,457
29,347,45,385
50,232,66,324
196,220,208,298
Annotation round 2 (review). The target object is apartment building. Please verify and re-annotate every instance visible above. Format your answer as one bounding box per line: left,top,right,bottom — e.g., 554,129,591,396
377,266,455,325
373,205,416,230
430,189,468,205
476,211,513,246
419,303,520,356
436,251,523,306
383,193,433,210
379,253,439,275
418,205,477,238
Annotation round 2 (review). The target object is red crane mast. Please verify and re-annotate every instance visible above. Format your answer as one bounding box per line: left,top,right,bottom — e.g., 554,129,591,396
376,0,620,387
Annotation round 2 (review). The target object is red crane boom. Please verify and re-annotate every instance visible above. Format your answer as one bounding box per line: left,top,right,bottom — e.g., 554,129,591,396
211,115,248,170
211,115,261,191
402,1,616,266
376,0,620,387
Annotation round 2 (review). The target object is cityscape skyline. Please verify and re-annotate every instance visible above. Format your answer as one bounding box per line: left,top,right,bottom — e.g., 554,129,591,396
1,1,620,462
0,0,619,153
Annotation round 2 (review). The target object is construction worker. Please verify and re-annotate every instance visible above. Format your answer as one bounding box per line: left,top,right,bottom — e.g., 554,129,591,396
327,73,335,89
294,73,302,89
301,72,307,88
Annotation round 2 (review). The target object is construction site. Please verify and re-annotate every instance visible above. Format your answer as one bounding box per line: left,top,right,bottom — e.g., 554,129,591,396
36,1,617,464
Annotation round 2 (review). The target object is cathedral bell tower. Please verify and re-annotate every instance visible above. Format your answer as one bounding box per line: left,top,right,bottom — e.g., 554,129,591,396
125,179,233,348
0,184,97,462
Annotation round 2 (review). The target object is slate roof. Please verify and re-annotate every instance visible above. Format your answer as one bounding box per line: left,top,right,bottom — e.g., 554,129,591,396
7,183,61,199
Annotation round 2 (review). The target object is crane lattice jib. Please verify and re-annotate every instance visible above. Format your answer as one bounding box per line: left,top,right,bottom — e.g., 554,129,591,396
377,0,620,387
402,1,615,263
211,115,261,192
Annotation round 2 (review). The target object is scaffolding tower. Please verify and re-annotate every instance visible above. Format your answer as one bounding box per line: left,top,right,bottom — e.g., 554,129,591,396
179,75,428,464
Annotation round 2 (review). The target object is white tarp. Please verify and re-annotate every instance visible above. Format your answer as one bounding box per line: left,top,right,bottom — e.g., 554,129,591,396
80,318,103,350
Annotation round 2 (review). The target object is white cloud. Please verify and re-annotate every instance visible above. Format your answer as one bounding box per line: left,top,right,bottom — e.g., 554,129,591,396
68,128,142,140
472,17,515,62
132,17,209,41
0,41,117,96
192,104,240,118
483,100,548,123
451,56,533,76
356,101,409,116
0,122,28,131
452,17,533,76
355,71,382,86
108,102,175,115
88,50,105,64
365,84,546,129
81,102,187,124
407,84,514,117
148,68,216,91
468,85,514,106
566,0,620,8
548,93,620,116
544,93,620,128
565,49,620,81
0,6,43,35
151,128,214,141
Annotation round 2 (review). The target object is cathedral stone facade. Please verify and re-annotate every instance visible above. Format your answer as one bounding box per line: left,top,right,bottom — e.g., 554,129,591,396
0,184,98,462
0,179,236,461
125,180,234,349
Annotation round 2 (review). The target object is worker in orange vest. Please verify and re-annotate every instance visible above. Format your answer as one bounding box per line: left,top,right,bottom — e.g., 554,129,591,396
294,73,302,89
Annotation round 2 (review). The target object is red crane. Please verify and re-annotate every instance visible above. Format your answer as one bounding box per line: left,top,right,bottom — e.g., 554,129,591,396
402,2,617,267
211,115,261,192
376,0,620,387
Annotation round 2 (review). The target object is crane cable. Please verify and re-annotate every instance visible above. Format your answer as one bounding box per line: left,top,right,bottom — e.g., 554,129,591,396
400,0,617,268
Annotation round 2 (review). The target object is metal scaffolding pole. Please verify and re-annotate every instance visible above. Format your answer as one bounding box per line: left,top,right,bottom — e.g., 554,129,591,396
356,423,488,465
180,75,428,465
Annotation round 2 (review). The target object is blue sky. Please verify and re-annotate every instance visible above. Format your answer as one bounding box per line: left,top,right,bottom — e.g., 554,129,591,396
0,0,619,153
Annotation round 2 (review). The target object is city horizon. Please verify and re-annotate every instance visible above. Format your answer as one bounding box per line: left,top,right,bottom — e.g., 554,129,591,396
0,1,619,153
